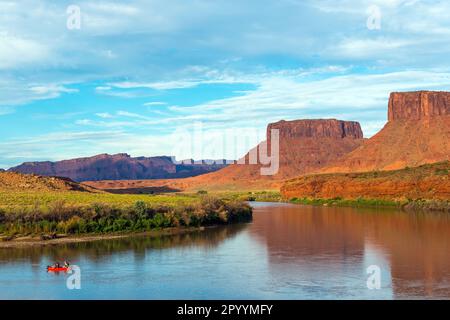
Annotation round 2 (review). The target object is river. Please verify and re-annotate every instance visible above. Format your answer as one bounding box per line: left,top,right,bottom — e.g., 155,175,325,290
1,202,449,299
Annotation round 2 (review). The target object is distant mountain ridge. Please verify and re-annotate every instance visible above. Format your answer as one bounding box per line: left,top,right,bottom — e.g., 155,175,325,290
8,153,230,182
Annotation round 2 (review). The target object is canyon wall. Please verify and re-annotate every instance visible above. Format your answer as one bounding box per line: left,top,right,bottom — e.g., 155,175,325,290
388,91,450,121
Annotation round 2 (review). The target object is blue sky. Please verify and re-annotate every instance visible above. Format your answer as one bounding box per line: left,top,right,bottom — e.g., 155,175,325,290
1,0,450,168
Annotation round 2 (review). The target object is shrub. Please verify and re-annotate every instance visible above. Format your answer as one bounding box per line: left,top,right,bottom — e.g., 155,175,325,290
134,201,147,219
64,216,84,234
0,194,253,236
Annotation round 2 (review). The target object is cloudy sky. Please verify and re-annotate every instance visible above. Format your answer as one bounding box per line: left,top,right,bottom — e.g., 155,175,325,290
1,0,450,168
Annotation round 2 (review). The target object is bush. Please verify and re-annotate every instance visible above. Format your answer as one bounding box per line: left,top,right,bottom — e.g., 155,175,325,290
64,216,84,234
0,195,253,236
134,201,147,219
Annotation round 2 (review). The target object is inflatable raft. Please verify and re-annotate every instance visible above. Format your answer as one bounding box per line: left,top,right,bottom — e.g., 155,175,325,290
47,266,70,272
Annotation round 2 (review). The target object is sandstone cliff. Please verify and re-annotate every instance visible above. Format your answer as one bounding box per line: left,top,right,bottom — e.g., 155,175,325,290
323,91,450,173
388,91,450,121
9,153,228,182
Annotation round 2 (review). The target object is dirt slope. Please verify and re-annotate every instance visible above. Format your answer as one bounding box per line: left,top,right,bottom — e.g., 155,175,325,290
281,161,450,201
0,172,99,193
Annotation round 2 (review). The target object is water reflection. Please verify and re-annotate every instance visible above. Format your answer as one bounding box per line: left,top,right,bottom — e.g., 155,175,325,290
249,203,450,299
0,224,248,266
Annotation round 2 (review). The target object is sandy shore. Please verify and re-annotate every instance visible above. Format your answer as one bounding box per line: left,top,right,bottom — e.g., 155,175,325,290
0,226,206,248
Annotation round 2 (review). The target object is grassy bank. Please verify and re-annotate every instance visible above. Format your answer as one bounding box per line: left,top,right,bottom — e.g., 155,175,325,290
289,197,450,212
191,190,282,202
0,192,252,240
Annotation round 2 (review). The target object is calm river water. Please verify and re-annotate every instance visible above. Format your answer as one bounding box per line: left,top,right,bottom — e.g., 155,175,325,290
1,202,449,299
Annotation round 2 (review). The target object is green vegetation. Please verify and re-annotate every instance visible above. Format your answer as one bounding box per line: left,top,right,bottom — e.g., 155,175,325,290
201,191,282,202
435,168,449,176
402,199,450,212
289,197,401,208
289,197,450,212
0,192,252,239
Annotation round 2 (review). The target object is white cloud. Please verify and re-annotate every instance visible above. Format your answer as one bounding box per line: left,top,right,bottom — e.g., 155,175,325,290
75,69,450,139
29,85,78,96
143,102,167,106
0,32,49,69
95,112,113,118
334,38,414,59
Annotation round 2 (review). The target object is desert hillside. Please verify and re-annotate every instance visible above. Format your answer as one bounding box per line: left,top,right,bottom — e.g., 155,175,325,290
322,91,450,173
281,161,450,201
0,171,99,193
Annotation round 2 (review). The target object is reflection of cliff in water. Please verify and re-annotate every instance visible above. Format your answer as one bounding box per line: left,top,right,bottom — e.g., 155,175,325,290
250,204,367,261
0,224,249,266
365,211,450,298
250,204,450,299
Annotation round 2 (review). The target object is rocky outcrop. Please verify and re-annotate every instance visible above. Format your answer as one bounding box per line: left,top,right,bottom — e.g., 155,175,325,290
388,91,450,121
9,153,229,182
322,91,450,173
262,119,364,178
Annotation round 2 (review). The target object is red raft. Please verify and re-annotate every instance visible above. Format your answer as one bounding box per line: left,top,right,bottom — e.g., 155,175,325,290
47,266,70,272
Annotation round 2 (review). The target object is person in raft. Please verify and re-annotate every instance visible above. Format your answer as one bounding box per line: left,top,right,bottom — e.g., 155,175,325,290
64,261,70,268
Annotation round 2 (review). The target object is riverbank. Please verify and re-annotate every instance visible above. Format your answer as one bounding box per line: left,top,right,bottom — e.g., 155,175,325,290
281,162,450,212
0,191,253,244
289,197,450,212
0,226,216,248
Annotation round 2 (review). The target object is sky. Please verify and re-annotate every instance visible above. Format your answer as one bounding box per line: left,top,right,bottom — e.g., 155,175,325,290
1,0,450,168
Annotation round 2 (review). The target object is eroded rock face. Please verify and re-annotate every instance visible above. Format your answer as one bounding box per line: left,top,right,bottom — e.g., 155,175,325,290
267,119,363,140
388,91,450,121
262,119,364,178
8,153,228,182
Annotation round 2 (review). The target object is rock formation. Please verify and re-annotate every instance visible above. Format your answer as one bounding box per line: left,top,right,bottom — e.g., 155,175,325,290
323,91,450,173
388,91,450,121
85,119,365,192
265,119,363,178
8,153,229,182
